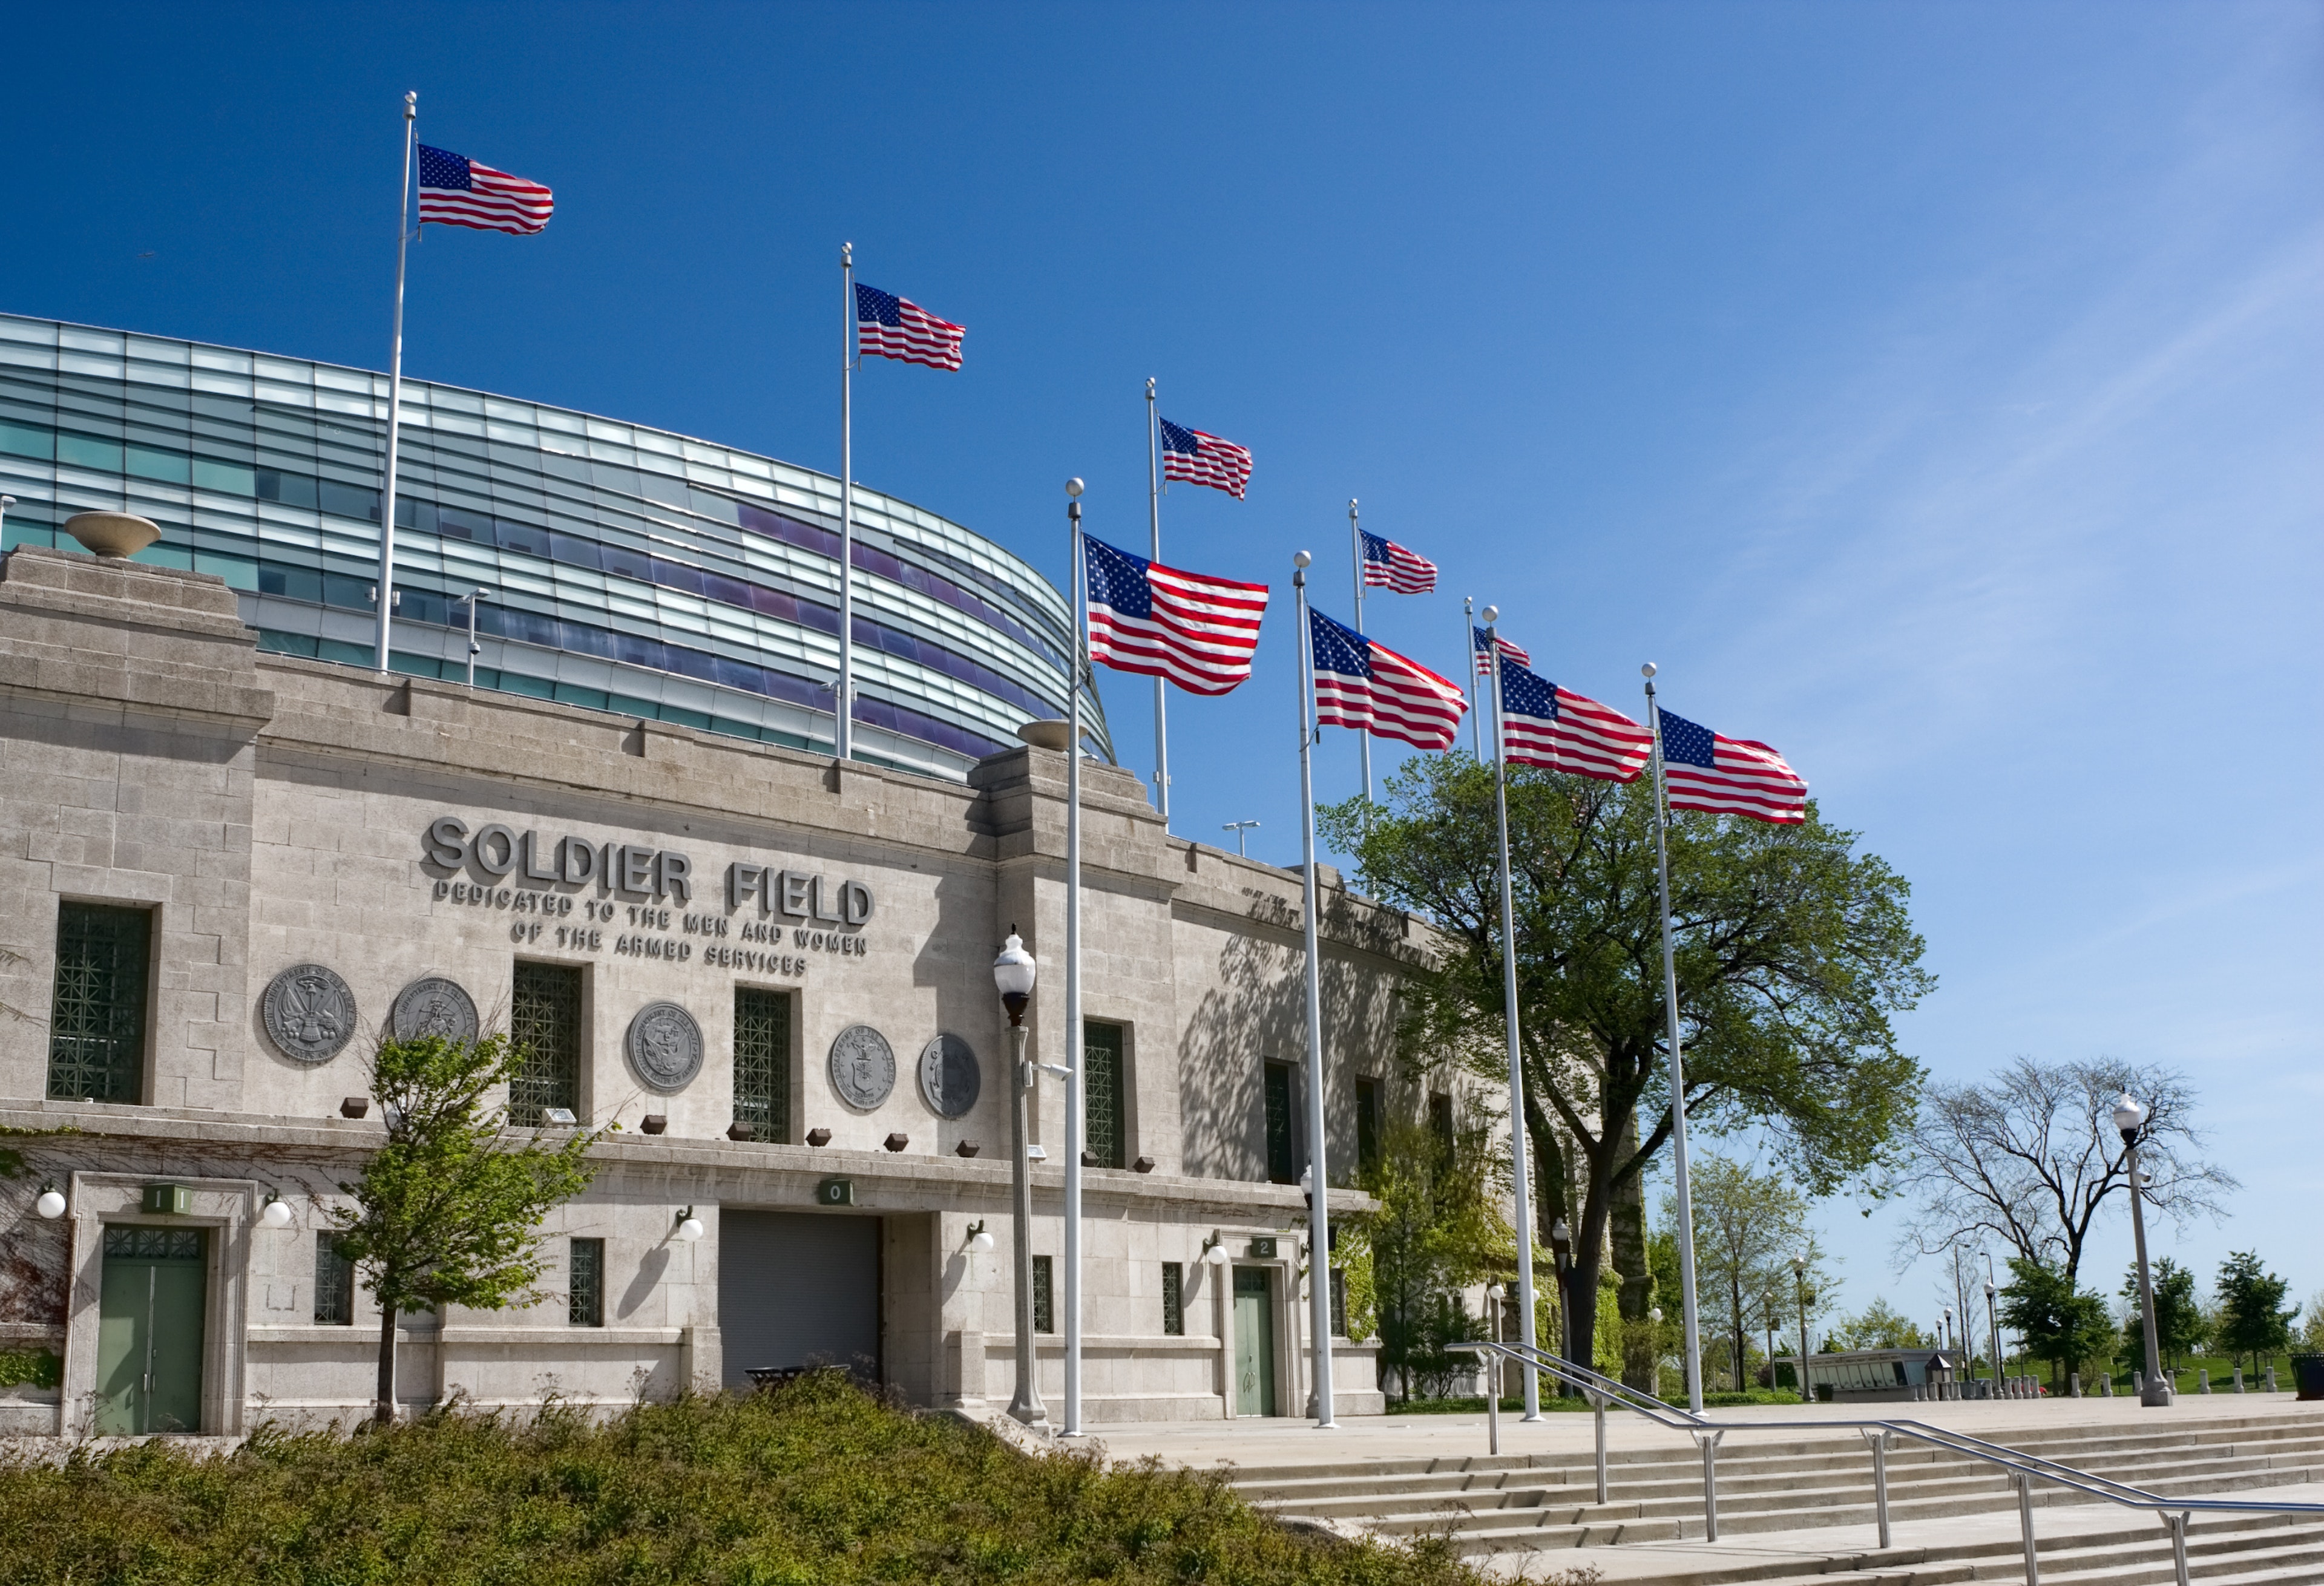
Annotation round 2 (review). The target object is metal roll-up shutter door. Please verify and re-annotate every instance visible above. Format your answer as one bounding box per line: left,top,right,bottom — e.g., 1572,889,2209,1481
719,1210,881,1388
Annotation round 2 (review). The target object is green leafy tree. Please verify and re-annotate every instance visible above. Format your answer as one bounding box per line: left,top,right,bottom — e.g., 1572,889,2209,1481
2119,1257,2204,1372
1663,1155,1807,1396
1998,1256,2115,1388
1830,1296,1933,1351
2300,1291,2324,1352
1350,1110,1509,1403
2213,1250,2296,1377
329,1033,603,1424
1321,758,1930,1385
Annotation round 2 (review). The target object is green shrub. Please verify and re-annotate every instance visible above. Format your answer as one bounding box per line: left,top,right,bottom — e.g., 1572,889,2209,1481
0,1371,1483,1584
0,1351,59,1392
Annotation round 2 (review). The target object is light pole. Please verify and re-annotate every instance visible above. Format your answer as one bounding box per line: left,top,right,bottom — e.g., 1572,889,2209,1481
1550,1218,1572,1387
992,931,1048,1430
1984,1265,2002,1395
2115,1092,2172,1407
1791,1254,1814,1405
1221,819,1260,856
463,588,490,689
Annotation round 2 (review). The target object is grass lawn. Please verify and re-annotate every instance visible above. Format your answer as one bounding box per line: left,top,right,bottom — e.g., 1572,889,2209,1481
0,1372,1491,1585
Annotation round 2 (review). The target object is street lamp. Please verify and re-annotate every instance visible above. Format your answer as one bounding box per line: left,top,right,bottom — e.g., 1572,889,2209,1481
993,930,1048,1430
1984,1270,2001,1396
1791,1253,1814,1405
1549,1218,1573,1380
1221,819,1260,857
2114,1092,2171,1407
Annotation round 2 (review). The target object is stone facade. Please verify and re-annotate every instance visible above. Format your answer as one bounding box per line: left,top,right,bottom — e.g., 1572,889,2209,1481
0,544,1491,1434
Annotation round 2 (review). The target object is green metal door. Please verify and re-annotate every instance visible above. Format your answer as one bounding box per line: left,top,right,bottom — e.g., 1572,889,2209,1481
95,1226,206,1434
1233,1266,1276,1416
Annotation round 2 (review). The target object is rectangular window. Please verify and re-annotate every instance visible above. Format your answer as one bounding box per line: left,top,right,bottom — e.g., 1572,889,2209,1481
733,987,790,1142
510,962,583,1127
1264,1061,1296,1184
313,1232,354,1325
48,902,152,1104
1084,1021,1126,1170
1162,1262,1185,1337
1331,1267,1349,1340
1355,1078,1380,1174
1032,1255,1054,1333
569,1237,605,1327
1429,1091,1456,1165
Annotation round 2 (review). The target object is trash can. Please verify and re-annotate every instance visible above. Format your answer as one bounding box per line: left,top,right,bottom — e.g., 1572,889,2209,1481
2293,1354,2324,1402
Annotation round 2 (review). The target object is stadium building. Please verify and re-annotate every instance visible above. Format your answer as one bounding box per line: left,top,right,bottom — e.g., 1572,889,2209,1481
0,314,1507,1436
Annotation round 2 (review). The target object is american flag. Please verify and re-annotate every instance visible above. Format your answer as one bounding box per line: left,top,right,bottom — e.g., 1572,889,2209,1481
1159,419,1253,500
1495,659,1654,783
1309,608,1468,750
416,145,554,235
1362,531,1437,594
1657,708,1808,824
856,283,965,370
1473,624,1531,677
1083,533,1269,696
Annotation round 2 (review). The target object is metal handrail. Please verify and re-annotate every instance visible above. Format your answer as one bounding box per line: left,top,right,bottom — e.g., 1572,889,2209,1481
1448,1339,2323,1586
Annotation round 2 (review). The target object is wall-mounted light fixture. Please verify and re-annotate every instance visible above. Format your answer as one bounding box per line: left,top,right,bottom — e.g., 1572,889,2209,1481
33,1184,65,1220
675,1206,704,1243
1201,1231,1230,1268
963,1219,996,1255
260,1190,294,1229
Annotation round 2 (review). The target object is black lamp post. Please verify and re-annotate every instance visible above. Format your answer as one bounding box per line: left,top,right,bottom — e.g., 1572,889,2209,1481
1549,1218,1572,1380
1791,1253,1814,1405
2114,1092,2171,1407
1984,1270,2001,1395
993,931,1047,1430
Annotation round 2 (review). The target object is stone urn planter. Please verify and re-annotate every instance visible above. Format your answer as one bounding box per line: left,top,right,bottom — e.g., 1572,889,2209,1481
62,511,161,559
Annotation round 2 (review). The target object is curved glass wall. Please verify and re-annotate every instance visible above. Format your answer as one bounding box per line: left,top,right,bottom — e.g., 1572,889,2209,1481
0,313,1109,779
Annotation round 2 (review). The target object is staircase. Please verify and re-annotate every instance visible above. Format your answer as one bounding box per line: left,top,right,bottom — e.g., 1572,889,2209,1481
1226,1408,2324,1577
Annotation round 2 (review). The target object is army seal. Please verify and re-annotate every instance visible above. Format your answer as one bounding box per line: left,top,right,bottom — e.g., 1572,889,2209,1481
261,963,358,1064
389,976,479,1044
625,1001,704,1093
829,1024,896,1110
917,1034,981,1119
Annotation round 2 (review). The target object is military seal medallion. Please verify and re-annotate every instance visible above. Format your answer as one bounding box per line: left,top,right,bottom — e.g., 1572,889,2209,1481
625,1001,704,1093
390,976,479,1044
261,963,358,1064
829,1024,896,1110
917,1034,980,1119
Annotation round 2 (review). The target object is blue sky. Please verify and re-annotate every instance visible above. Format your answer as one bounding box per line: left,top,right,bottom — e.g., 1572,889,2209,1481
9,4,2318,1328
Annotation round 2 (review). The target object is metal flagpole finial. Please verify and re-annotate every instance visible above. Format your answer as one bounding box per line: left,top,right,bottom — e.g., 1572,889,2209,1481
1293,548,1311,570
1641,661,1658,678
403,91,416,114
842,241,852,265
1146,377,1155,397
1066,477,1084,499
1482,605,1498,625
1348,499,1358,517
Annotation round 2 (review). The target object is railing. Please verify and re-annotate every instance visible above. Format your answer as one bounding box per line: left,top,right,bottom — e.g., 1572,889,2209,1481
1448,1339,2324,1586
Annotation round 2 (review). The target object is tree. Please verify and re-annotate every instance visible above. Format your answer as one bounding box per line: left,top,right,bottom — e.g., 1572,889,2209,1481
2213,1251,2296,1377
1322,757,1930,1385
1893,1058,2235,1286
1663,1155,1807,1396
1830,1296,1933,1351
329,1033,602,1424
2119,1257,2204,1372
1350,1109,1510,1403
1998,1257,2115,1388
2300,1291,2324,1352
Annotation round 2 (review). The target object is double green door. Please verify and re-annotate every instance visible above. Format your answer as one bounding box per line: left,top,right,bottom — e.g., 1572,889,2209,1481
96,1226,207,1434
1233,1266,1277,1416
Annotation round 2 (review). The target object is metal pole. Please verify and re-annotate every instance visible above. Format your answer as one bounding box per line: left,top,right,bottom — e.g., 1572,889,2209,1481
1594,1398,1608,1503
2124,1130,2170,1406
1643,667,1707,1413
1798,1278,1813,1405
1062,483,1085,1436
372,91,418,675
1485,609,1540,1421
2015,1471,2041,1585
2167,1511,2190,1586
1292,550,1338,1429
1988,1262,2003,1396
1348,500,1370,802
1146,379,1169,825
837,243,855,761
1696,1432,1722,1541
1006,1008,1048,1430
1867,1430,1892,1548
464,589,481,689
1463,597,1480,759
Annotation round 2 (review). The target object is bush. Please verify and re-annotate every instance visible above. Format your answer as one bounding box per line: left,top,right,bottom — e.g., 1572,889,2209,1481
0,1372,1483,1584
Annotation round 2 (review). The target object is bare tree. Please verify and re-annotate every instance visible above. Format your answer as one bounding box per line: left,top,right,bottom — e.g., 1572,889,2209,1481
1893,1057,2235,1285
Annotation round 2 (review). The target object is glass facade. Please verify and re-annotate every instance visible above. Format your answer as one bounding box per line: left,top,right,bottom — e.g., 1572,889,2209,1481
0,313,1110,779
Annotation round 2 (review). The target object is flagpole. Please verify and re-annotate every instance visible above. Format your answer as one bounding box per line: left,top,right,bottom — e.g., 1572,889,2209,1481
1292,548,1338,1429
836,242,856,762
1146,379,1169,827
1642,663,1707,1414
1348,501,1371,802
1482,607,1542,1420
1463,597,1480,759
371,91,418,675
1062,477,1087,1437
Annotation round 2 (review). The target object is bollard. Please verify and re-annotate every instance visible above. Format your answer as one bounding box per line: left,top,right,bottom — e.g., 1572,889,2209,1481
2102,1373,2113,1397
2267,1366,2278,1393
2133,1371,2143,1394
2234,1366,2244,1394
